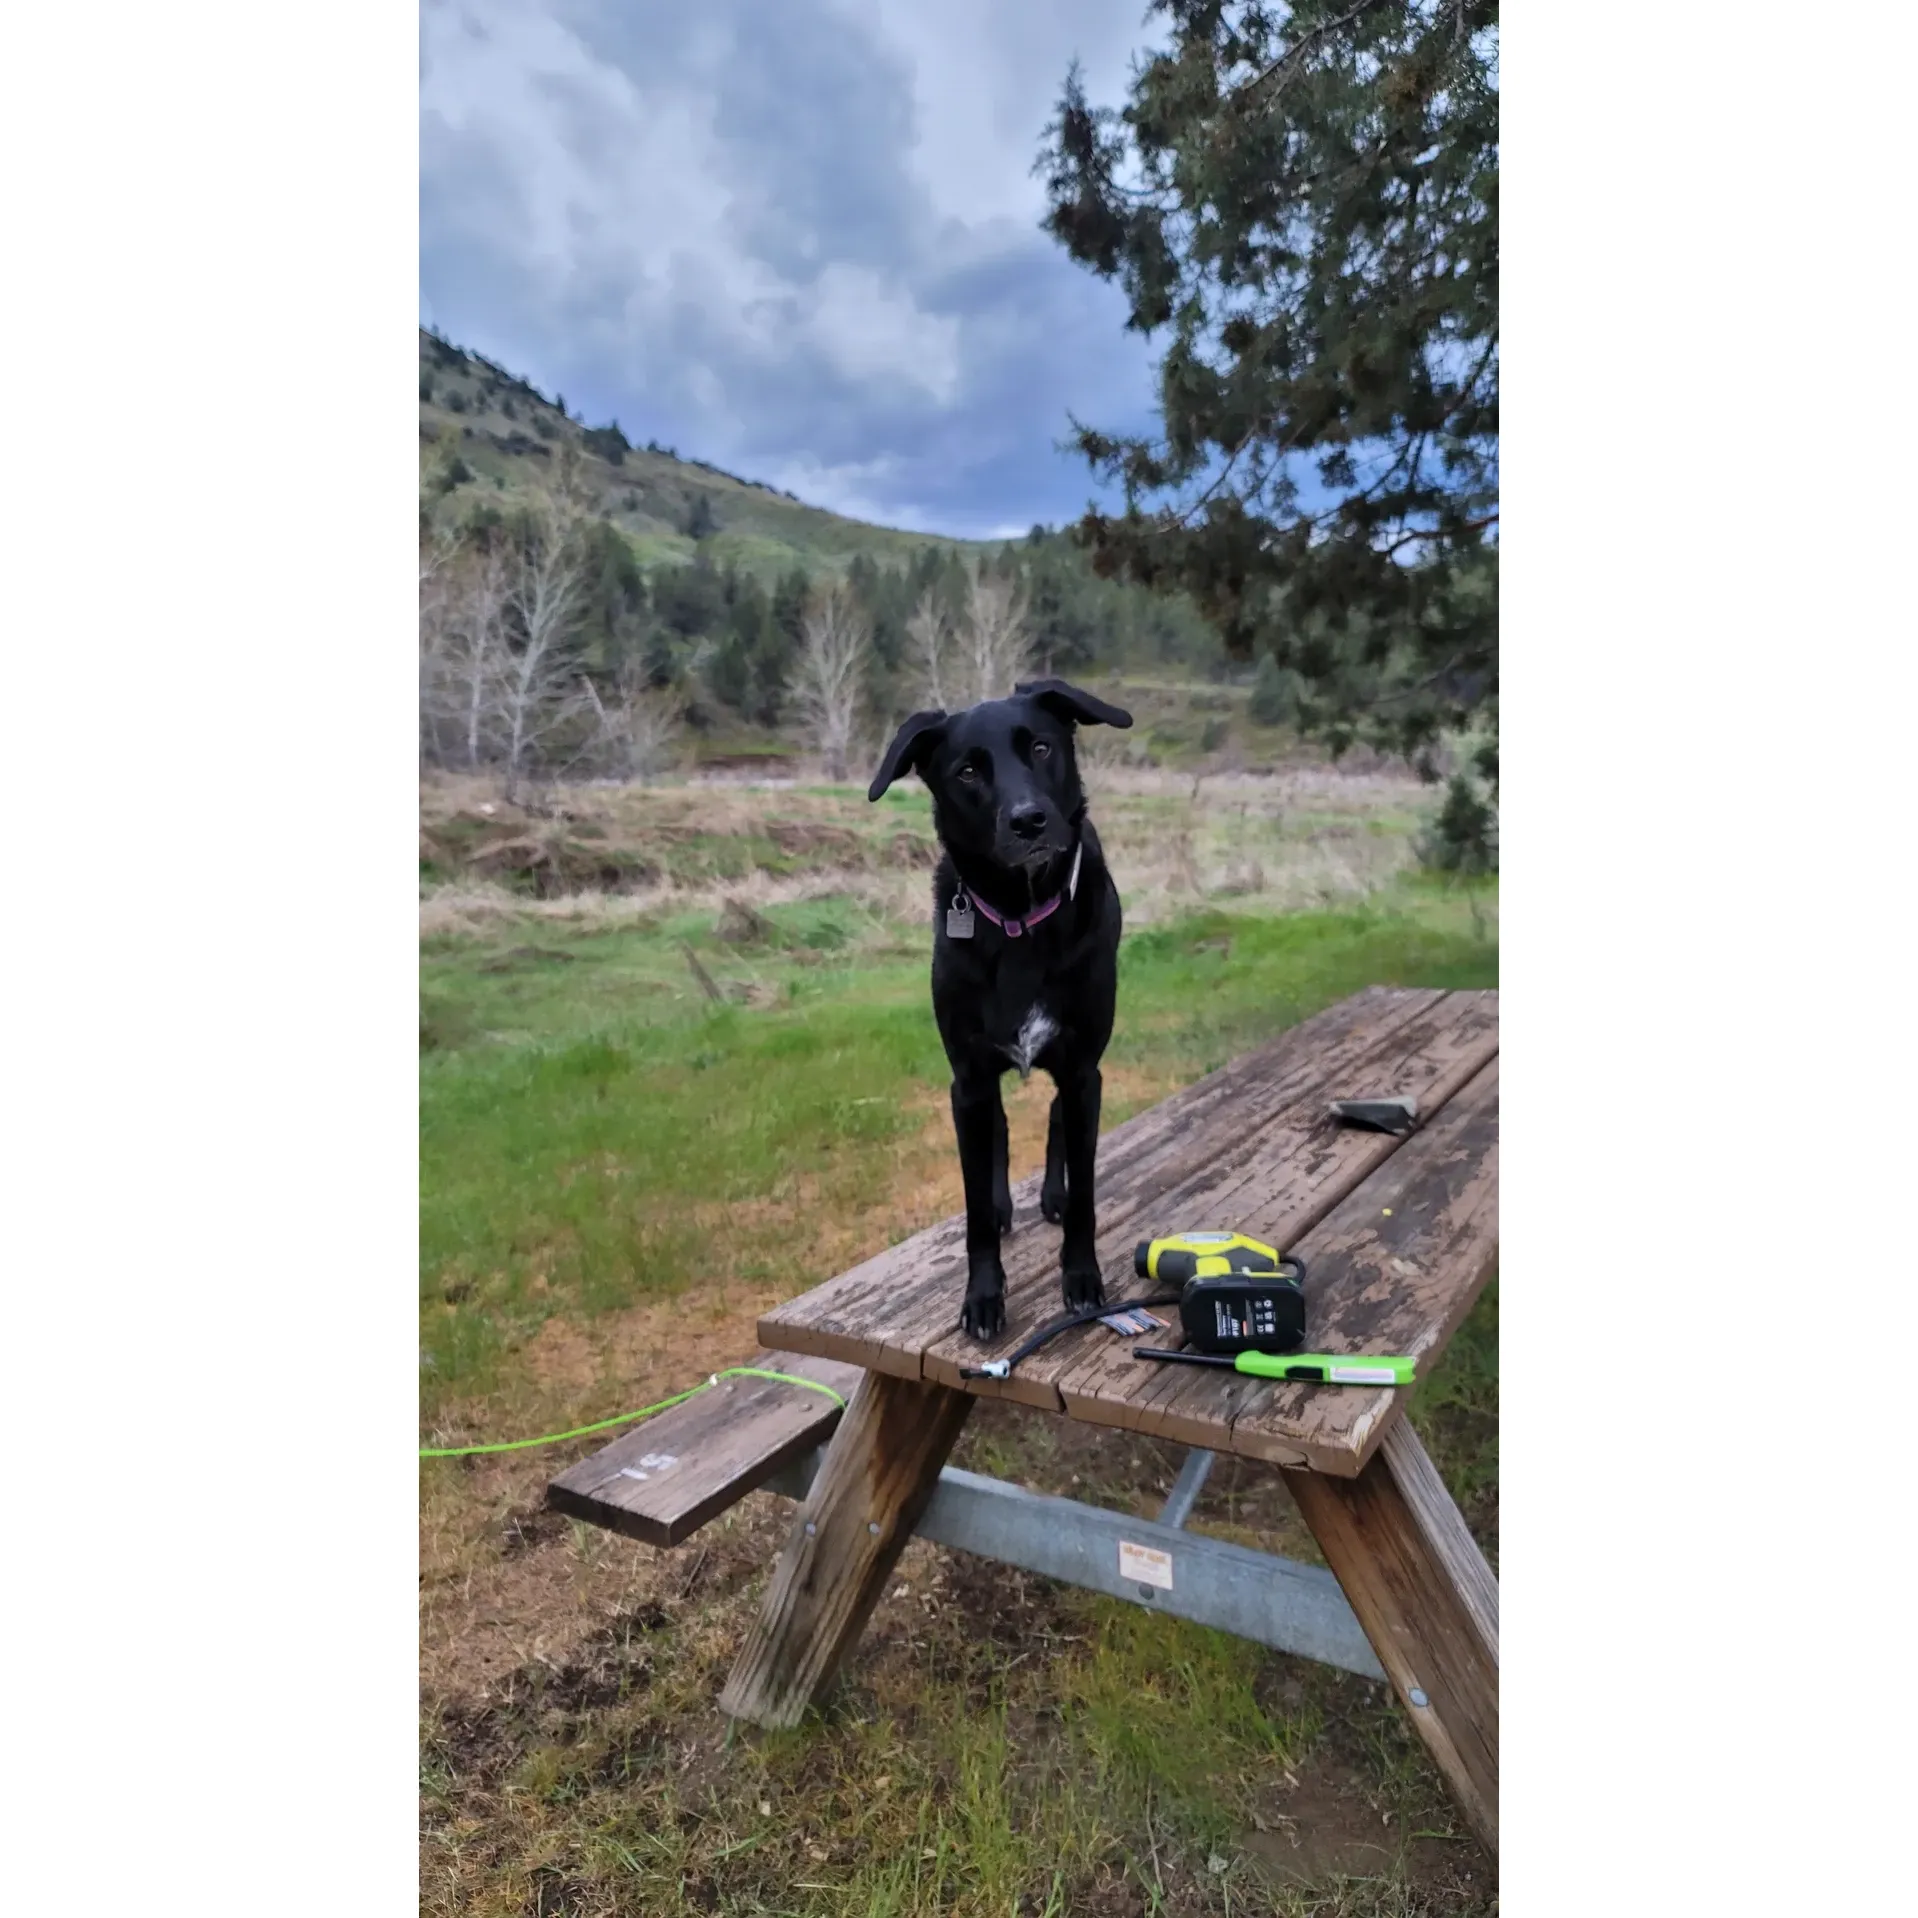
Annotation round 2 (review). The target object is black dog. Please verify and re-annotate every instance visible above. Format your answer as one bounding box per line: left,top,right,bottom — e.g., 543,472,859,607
868,679,1133,1341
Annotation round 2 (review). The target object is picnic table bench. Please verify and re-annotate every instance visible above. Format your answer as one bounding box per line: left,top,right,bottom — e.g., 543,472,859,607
550,985,1499,1853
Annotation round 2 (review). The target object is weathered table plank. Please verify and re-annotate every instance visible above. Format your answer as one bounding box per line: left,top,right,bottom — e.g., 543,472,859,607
1107,1051,1499,1476
1230,1060,1499,1473
546,1352,864,1546
1047,993,1499,1451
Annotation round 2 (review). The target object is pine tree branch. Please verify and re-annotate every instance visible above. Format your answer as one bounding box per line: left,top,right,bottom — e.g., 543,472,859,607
1231,0,1406,105
1376,511,1496,557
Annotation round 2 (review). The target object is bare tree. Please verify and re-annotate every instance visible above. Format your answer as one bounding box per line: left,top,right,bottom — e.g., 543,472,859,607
495,491,591,803
790,581,871,781
419,532,458,765
907,588,950,709
957,563,1034,704
420,539,511,773
584,668,684,783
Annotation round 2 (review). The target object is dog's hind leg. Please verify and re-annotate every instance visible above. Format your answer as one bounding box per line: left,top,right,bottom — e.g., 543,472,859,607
1040,1094,1067,1225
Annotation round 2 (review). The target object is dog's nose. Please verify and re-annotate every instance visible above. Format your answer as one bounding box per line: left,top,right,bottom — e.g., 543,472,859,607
1008,804,1047,842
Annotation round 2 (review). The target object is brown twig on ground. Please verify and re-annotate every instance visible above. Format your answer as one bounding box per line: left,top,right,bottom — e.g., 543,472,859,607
681,942,724,1003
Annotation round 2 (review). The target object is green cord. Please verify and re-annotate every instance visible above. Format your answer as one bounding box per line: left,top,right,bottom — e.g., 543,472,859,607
418,1366,847,1459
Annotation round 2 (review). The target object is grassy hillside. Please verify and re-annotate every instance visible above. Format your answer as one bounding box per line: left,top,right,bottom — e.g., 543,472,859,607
420,328,988,581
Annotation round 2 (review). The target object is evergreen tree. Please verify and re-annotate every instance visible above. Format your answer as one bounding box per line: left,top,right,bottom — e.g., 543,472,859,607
1248,651,1294,726
574,519,647,674
709,576,770,712
1040,1,1498,783
769,566,810,650
752,566,811,725
640,619,679,690
652,551,727,641
1417,772,1497,875
1025,542,1100,675
582,421,630,465
847,552,912,678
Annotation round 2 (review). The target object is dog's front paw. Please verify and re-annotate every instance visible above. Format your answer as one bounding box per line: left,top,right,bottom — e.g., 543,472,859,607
995,1194,1015,1235
961,1261,1007,1342
961,1288,1006,1341
1061,1256,1105,1314
1039,1176,1066,1225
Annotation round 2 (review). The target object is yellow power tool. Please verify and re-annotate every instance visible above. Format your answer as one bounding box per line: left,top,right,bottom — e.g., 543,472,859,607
1133,1231,1306,1355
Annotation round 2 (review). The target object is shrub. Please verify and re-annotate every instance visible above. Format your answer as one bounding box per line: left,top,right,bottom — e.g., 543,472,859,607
1247,652,1297,726
583,422,630,464
1416,774,1498,877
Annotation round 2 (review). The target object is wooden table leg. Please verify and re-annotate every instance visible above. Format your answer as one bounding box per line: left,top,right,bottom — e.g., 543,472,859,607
720,1369,975,1729
1280,1418,1499,1856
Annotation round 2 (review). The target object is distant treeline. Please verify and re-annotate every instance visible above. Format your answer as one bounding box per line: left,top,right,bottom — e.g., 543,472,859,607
427,493,1224,737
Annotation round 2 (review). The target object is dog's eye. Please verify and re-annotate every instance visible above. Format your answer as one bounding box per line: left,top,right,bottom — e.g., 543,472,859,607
956,763,979,782
1031,741,1051,760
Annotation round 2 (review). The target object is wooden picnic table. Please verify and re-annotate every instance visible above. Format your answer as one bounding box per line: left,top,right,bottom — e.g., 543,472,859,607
715,985,1500,1853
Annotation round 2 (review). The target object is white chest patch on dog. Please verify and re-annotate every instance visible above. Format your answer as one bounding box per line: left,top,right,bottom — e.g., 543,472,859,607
1002,1006,1058,1079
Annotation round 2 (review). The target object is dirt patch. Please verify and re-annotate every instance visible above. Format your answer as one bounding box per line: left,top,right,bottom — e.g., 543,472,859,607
427,1600,683,1782
886,828,940,868
696,752,796,775
499,1505,570,1561
922,1552,1086,1689
525,1868,592,1918
714,897,777,945
523,1315,601,1392
763,818,866,861
458,832,661,896
477,945,579,973
1241,1759,1491,1906
586,1719,672,1787
536,1602,673,1718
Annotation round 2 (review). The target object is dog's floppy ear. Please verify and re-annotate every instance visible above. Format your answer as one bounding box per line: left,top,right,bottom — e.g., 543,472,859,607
868,710,947,801
1014,679,1133,731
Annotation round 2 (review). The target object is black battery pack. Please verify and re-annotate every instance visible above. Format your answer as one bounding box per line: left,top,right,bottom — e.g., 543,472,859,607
1179,1268,1307,1355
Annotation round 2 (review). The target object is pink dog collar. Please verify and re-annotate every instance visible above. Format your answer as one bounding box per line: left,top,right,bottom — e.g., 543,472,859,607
954,841,1083,938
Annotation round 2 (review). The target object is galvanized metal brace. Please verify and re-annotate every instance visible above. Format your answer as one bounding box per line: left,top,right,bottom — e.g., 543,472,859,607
763,1443,1383,1682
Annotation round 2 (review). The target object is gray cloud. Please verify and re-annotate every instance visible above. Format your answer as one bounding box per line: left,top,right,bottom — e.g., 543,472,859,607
420,0,1163,536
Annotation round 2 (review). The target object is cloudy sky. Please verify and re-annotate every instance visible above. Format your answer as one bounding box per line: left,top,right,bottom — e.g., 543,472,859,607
420,0,1169,539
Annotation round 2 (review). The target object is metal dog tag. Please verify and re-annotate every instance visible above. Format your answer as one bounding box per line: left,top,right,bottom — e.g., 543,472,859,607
945,890,976,940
